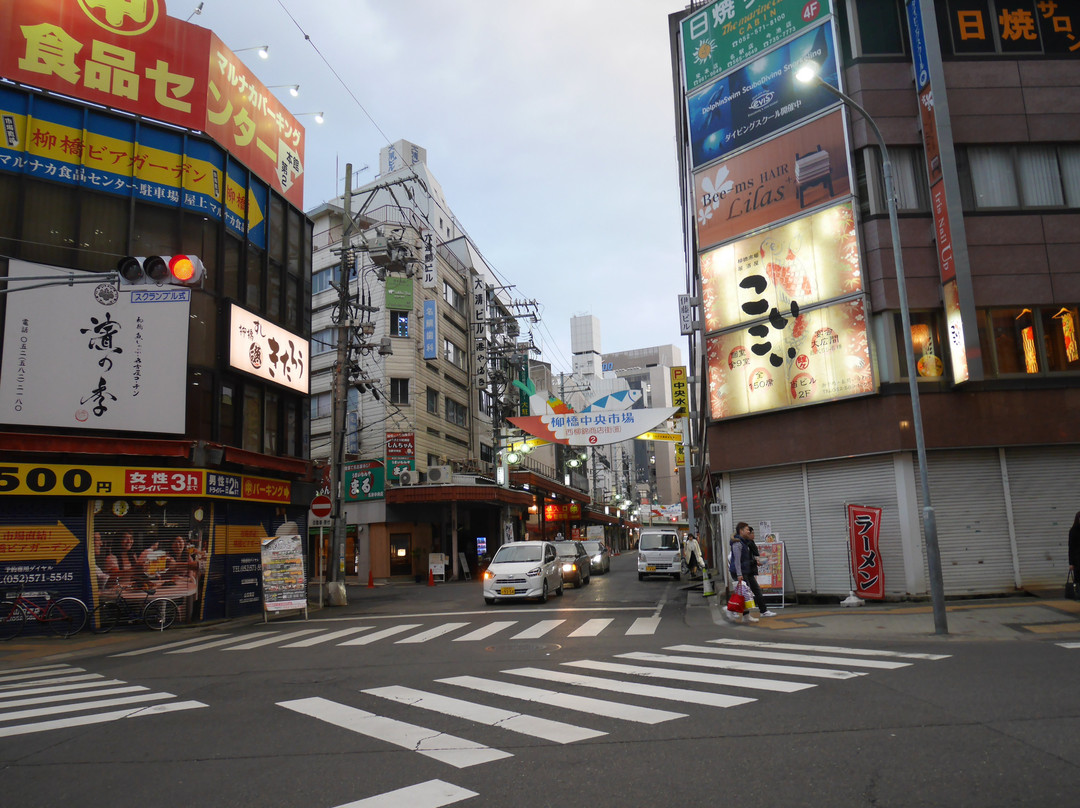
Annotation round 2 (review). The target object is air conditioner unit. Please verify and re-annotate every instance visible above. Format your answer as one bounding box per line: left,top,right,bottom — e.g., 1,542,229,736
398,469,419,485
427,465,452,484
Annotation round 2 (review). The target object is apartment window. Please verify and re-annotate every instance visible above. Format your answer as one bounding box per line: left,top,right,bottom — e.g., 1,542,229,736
312,267,333,295
849,0,906,57
426,386,439,414
390,310,409,337
479,389,493,416
895,312,946,380
446,396,468,427
444,339,466,370
973,306,1080,377
443,281,466,315
480,443,494,465
311,327,335,356
857,146,930,217
390,378,410,405
957,145,1080,211
1044,306,1080,372
310,391,332,419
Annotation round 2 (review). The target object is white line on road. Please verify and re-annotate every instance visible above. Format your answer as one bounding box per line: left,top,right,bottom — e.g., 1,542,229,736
510,619,565,640
0,685,148,709
225,629,326,650
568,618,614,638
396,623,471,644
661,646,866,679
710,638,951,660
505,666,755,709
0,664,78,682
0,673,103,690
282,626,374,647
692,645,911,669
437,675,686,724
0,679,128,700
0,692,174,723
626,617,661,636
333,779,478,808
363,685,604,744
112,635,231,656
0,700,206,738
338,625,422,646
277,697,511,768
574,657,815,692
453,621,517,642
166,636,251,654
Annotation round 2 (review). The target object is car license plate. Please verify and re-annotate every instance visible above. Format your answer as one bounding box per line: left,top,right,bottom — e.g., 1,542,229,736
499,586,516,595
646,565,656,571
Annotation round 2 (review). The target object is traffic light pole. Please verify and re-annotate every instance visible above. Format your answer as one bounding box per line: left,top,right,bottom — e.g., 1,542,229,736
326,164,354,607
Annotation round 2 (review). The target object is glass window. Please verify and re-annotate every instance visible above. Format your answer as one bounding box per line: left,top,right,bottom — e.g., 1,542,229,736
187,291,217,367
480,443,494,465
1018,146,1064,207
223,235,241,300
0,173,17,257
79,192,127,272
479,389,493,415
245,246,263,311
182,211,219,293
186,369,213,441
287,208,301,271
311,328,335,356
892,147,929,212
967,147,1019,209
220,382,236,446
131,201,179,257
286,273,302,331
444,339,466,370
267,260,283,320
427,387,439,414
285,399,298,457
1060,146,1080,207
390,311,409,337
852,0,906,56
264,391,279,455
243,386,262,451
390,378,410,405
310,391,332,419
269,194,285,264
21,180,78,266
1043,306,1080,373
988,307,1038,375
895,312,946,380
446,396,467,427
312,267,333,295
443,281,466,314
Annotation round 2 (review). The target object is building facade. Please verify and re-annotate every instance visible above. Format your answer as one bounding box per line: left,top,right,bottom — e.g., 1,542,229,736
0,1,314,627
672,0,1080,598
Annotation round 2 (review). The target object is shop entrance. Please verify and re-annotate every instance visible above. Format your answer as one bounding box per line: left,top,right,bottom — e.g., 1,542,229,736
389,533,412,576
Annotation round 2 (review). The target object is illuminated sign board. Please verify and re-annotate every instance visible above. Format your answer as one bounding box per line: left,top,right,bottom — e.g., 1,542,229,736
706,297,875,419
228,303,309,394
699,201,863,334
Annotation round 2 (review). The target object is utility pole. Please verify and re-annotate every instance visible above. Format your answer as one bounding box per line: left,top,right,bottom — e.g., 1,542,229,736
326,164,354,607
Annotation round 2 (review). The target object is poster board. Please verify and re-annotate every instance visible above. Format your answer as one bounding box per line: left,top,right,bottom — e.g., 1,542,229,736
429,552,447,583
757,540,793,609
260,534,308,619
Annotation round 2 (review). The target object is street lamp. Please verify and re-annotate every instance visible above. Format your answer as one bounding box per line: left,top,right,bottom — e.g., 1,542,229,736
267,84,300,97
795,63,948,635
233,45,270,59
294,111,325,124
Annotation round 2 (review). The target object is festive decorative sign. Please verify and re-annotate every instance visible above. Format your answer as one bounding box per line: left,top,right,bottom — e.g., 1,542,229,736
846,504,884,599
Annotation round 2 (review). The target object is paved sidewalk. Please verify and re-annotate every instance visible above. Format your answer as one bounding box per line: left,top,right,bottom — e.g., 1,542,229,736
689,570,1080,643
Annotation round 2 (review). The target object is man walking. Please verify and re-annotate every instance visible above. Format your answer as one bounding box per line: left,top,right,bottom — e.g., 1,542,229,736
730,522,777,618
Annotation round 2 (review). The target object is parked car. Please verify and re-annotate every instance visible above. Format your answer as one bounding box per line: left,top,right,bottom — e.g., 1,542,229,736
637,529,682,580
581,540,611,574
483,541,563,604
554,541,591,587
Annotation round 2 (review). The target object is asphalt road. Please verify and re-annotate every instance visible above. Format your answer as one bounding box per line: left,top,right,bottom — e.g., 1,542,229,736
1,553,1078,807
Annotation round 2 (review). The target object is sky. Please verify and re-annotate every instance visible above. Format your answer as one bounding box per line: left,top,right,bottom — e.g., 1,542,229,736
179,0,689,374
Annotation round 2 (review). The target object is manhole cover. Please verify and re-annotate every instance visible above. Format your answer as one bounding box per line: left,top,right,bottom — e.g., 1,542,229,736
484,642,562,654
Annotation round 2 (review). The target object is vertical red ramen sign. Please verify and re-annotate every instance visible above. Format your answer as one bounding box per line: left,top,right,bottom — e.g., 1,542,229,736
846,504,884,599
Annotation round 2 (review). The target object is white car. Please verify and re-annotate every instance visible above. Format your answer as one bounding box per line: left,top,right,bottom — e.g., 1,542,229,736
637,529,683,581
483,541,563,604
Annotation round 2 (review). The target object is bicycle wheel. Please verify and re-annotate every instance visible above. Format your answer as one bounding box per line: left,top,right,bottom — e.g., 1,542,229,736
46,597,89,637
91,601,121,634
143,598,178,631
0,600,26,640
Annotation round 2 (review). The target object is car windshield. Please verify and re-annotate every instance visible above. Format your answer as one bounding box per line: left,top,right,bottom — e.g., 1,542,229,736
492,544,543,564
582,541,602,553
555,542,579,557
639,534,679,551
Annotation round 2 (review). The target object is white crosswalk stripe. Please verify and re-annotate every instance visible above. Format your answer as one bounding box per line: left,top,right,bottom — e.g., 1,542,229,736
226,628,326,650
660,645,868,678
453,621,517,642
277,696,512,768
509,619,565,639
339,624,422,645
282,626,373,647
576,657,817,692
568,618,613,637
1057,641,1080,648
333,779,477,808
362,685,604,744
0,664,206,738
627,616,661,635
396,623,471,644
710,638,951,661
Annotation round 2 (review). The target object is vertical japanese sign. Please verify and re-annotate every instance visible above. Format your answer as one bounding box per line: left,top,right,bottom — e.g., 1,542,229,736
260,534,306,612
423,299,437,360
846,503,884,599
385,431,415,483
472,275,489,389
905,0,981,383
421,232,437,289
670,366,689,418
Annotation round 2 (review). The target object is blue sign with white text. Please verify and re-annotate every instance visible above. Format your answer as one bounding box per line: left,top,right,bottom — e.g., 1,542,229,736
423,300,437,360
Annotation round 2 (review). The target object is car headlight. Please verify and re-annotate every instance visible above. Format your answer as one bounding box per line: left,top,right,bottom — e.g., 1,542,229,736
592,554,601,563
562,563,575,572
482,570,494,581
525,566,542,577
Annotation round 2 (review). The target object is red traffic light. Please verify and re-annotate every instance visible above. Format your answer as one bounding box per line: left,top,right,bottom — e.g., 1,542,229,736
116,255,204,286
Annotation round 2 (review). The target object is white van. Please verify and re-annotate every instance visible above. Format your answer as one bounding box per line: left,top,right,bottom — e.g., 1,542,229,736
637,529,682,581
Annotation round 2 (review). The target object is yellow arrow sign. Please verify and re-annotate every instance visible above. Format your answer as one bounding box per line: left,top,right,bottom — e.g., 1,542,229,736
0,523,79,564
636,431,682,442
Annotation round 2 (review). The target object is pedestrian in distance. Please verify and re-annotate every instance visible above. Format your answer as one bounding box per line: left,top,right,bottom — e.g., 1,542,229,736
684,533,704,579
730,522,777,618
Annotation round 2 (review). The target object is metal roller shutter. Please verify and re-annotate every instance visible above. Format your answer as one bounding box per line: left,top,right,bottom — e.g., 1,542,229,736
917,449,1014,595
1004,445,1080,588
806,455,900,596
728,465,810,591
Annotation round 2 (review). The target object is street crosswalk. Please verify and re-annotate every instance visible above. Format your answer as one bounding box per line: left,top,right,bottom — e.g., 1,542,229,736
109,614,667,657
279,637,951,807
0,662,207,739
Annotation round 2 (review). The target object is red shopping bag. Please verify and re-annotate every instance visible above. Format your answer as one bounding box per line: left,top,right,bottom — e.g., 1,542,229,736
726,591,745,614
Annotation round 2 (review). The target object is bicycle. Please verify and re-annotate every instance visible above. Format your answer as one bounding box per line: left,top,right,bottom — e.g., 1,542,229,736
91,579,180,633
0,586,89,640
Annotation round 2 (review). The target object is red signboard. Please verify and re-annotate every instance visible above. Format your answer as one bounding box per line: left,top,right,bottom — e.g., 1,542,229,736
386,432,415,457
846,504,884,599
0,0,304,207
544,503,582,521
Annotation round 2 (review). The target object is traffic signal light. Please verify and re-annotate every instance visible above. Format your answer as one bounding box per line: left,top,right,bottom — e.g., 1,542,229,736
116,255,205,286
